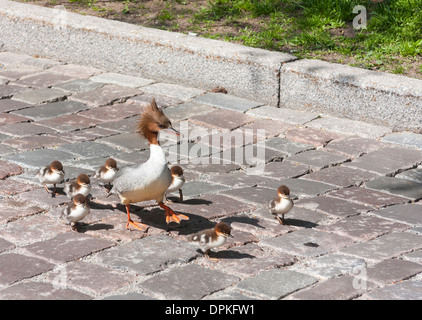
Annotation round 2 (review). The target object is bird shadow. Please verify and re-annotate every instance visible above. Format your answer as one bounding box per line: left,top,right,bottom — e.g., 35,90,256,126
206,249,255,260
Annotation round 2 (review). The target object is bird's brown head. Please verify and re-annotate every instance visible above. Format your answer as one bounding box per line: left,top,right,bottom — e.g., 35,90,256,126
76,174,91,186
215,222,232,238
105,158,118,169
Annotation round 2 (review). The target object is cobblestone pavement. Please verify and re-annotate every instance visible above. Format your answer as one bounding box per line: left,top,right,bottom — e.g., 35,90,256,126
0,51,422,300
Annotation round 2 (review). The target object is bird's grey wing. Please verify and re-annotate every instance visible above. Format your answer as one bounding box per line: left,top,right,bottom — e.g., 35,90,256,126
110,164,146,195
268,199,277,213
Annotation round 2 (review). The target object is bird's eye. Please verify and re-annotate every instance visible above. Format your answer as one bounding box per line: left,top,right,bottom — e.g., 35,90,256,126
158,123,164,128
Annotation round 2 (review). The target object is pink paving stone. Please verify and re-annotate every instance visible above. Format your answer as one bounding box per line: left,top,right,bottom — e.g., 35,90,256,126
286,127,345,147
0,99,31,113
189,109,254,131
37,114,106,132
239,119,295,139
0,160,23,179
327,186,409,208
0,122,57,137
78,102,142,122
0,198,43,224
13,72,75,89
0,113,30,125
325,136,390,158
48,63,103,78
57,127,118,142
1,135,70,151
0,179,38,196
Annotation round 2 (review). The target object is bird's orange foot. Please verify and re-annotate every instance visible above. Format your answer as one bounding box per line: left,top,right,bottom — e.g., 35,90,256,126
126,219,149,232
159,202,189,224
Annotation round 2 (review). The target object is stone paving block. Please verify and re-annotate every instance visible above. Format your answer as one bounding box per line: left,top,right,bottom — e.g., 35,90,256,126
295,196,371,218
246,105,319,125
317,215,409,241
359,279,422,300
2,135,69,151
24,232,115,263
11,100,89,121
382,131,422,150
69,84,141,106
0,98,31,113
0,159,23,179
163,101,216,122
96,132,148,151
96,115,138,133
53,78,105,93
90,72,154,88
396,166,422,183
13,72,74,88
168,194,255,220
15,186,68,210
0,84,26,98
260,228,353,258
235,269,317,300
302,165,380,187
37,113,105,132
128,92,184,108
56,141,121,159
201,243,296,278
287,275,372,300
46,260,136,296
176,180,229,199
102,292,156,300
366,258,422,286
240,119,294,139
141,82,205,101
325,136,390,158
286,127,344,147
139,263,239,300
370,203,422,226
327,186,409,208
401,250,422,264
220,186,277,206
287,149,349,170
307,115,392,139
0,237,15,253
339,232,422,263
261,161,310,179
57,127,118,142
289,253,366,280
96,234,196,275
0,65,43,81
0,214,69,246
190,109,254,131
345,147,422,175
0,282,92,300
261,178,337,199
48,63,103,78
207,171,277,188
11,87,69,105
112,150,151,166
78,102,142,122
0,198,43,224
0,52,33,65
0,121,57,137
0,144,16,156
180,156,241,175
0,253,55,286
205,290,257,300
365,176,422,200
264,137,314,156
194,92,262,112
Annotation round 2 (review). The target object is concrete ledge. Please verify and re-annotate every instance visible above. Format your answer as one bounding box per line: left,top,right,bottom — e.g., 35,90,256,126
280,59,422,131
1,0,421,131
0,0,296,106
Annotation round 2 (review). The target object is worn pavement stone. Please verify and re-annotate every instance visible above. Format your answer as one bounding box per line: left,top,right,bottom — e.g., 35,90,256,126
365,176,422,200
0,253,55,286
366,259,422,286
0,99,31,113
261,228,353,258
0,238,14,253
48,63,103,78
0,282,92,300
382,131,422,149
246,105,319,125
370,203,422,226
286,127,344,147
346,147,422,175
0,160,23,179
264,137,314,156
57,141,121,159
96,234,196,275
96,132,148,151
0,122,57,137
37,114,105,132
287,149,349,170
327,186,409,208
396,166,422,183
141,82,205,101
190,109,254,131
2,135,69,151
1,148,75,169
316,215,409,241
302,165,380,187
11,100,89,121
69,84,141,106
340,232,422,263
261,161,310,179
194,92,262,112
140,263,239,300
78,102,141,122
325,136,389,158
235,269,317,300
90,72,154,88
53,78,105,93
11,87,69,105
261,178,336,199
360,279,422,300
163,101,216,122
13,72,75,89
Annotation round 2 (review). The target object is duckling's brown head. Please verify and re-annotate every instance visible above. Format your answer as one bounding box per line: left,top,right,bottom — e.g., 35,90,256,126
137,99,179,144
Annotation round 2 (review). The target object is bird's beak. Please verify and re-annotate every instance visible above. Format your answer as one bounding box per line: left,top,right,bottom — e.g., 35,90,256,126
167,126,181,137
228,234,234,238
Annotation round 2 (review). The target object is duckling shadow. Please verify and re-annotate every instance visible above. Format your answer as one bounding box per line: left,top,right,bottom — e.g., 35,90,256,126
283,218,318,228
207,250,255,260
221,216,264,229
